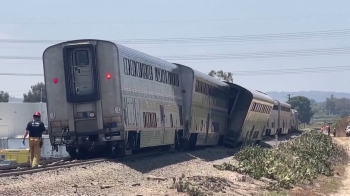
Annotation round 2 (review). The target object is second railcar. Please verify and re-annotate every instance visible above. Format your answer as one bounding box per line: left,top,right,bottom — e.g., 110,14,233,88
174,64,229,148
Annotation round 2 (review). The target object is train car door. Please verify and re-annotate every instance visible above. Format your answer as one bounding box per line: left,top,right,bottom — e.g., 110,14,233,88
159,104,165,143
204,113,210,144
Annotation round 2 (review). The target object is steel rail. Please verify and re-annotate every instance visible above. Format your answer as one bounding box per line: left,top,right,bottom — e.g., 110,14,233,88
0,157,70,171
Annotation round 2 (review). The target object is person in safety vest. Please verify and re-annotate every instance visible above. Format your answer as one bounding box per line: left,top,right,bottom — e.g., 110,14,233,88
22,112,46,168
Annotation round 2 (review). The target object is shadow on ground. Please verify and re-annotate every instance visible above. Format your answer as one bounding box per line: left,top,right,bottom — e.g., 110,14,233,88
113,146,235,173
260,130,303,148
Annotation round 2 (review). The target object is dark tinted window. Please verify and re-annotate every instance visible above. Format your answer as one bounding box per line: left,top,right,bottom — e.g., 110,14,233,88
75,50,89,66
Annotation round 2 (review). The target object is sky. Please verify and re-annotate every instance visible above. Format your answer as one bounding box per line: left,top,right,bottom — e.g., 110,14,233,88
1,0,350,97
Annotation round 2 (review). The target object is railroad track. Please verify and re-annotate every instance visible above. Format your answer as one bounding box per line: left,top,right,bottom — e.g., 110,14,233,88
0,157,71,171
0,149,180,178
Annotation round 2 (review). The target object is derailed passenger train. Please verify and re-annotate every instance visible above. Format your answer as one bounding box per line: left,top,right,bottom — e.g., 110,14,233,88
42,39,299,158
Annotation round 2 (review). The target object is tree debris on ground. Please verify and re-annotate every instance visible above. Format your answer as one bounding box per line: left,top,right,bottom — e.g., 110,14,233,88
214,131,349,191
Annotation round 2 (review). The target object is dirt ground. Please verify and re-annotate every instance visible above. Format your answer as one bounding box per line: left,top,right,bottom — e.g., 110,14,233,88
333,117,350,137
330,137,350,196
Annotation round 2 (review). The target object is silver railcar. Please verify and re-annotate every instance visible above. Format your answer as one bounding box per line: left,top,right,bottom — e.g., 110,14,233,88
43,40,184,158
225,83,274,146
291,109,299,132
266,100,292,136
174,64,229,149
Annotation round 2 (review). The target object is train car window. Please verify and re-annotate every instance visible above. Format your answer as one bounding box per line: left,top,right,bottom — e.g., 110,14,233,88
147,65,153,80
212,122,220,132
162,70,168,83
142,64,148,79
175,74,179,86
170,114,173,127
143,112,147,127
75,50,89,66
195,80,199,92
123,58,130,75
178,105,184,126
251,103,256,111
168,73,172,85
273,105,278,110
160,69,164,82
155,67,159,81
129,60,135,76
157,68,162,82
153,113,158,127
136,62,142,78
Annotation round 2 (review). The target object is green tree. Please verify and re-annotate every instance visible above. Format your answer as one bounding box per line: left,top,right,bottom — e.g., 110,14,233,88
23,82,46,103
208,70,233,82
288,96,314,124
0,91,9,102
339,109,350,118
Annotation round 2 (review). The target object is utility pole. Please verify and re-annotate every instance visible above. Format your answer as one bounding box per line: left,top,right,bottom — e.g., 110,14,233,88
287,94,291,102
40,88,43,116
40,88,43,103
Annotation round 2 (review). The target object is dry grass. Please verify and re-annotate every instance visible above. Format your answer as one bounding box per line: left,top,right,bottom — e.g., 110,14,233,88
333,117,350,137
263,163,347,196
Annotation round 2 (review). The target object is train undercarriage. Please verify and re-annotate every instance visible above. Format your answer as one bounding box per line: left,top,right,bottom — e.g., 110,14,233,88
53,129,220,160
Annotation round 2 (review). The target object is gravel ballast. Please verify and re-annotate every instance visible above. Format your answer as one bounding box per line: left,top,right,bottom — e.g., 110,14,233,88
0,147,268,196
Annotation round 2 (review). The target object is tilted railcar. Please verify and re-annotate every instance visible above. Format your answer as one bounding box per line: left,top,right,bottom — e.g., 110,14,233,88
174,64,229,149
224,82,274,147
43,40,187,158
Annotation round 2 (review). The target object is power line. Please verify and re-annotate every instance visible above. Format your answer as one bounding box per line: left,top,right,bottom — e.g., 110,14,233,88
1,65,350,77
2,46,350,61
0,12,349,25
2,29,350,45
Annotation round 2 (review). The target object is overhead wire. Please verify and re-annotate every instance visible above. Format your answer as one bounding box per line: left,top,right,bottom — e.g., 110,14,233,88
0,12,349,25
2,29,350,44
2,46,350,61
1,65,350,77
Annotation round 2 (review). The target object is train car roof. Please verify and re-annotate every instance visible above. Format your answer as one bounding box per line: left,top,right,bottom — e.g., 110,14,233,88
279,101,291,108
115,43,179,70
173,63,229,87
192,69,229,87
225,82,274,104
249,89,275,104
43,39,179,70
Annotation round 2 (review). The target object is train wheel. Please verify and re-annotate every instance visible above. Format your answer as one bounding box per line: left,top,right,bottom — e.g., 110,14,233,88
66,146,77,160
255,140,261,145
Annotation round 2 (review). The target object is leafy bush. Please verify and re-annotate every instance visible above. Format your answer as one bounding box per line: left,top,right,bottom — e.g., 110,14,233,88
215,130,349,190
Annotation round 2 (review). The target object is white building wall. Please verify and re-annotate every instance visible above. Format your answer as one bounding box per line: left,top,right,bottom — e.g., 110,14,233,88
0,103,48,137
